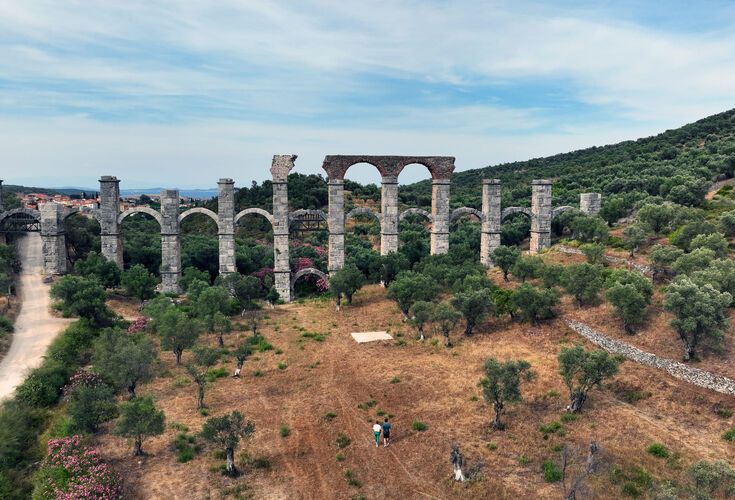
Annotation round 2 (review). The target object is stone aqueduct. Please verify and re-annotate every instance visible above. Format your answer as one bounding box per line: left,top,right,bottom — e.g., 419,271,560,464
0,156,601,302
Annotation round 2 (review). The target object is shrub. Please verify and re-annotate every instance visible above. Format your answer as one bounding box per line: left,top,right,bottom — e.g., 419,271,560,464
280,425,290,438
539,421,562,437
336,453,345,462
412,421,428,432
688,460,735,498
0,315,13,334
16,359,72,408
542,460,562,483
390,376,401,384
518,455,531,465
323,412,337,421
336,433,351,449
647,443,670,458
723,428,735,442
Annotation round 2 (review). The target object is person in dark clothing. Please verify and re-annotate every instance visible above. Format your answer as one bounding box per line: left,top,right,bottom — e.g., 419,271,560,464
382,418,392,447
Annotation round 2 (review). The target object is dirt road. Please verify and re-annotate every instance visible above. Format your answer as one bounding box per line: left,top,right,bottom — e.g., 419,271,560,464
0,233,71,400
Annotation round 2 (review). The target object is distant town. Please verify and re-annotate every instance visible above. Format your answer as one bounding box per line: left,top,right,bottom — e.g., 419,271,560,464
17,191,206,213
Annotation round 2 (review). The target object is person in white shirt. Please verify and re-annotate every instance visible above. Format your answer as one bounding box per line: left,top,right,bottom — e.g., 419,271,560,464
372,421,382,448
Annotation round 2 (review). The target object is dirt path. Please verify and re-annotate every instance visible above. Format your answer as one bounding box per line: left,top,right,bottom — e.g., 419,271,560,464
0,233,71,400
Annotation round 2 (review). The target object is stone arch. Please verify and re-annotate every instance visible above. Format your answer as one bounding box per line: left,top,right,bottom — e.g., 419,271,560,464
118,206,163,227
234,208,274,228
345,207,379,224
322,155,455,181
0,207,41,226
552,206,575,220
399,208,432,222
450,207,484,223
289,209,327,224
290,267,328,292
179,207,220,231
501,207,531,221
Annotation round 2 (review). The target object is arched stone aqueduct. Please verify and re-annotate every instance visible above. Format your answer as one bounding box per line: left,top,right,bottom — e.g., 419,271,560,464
0,159,602,302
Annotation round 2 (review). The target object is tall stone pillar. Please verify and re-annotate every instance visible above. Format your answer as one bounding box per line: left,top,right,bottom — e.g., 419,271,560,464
430,178,451,255
217,179,236,275
271,155,296,302
530,180,553,254
380,176,399,255
98,176,123,268
480,179,502,267
580,193,602,215
160,189,181,294
328,179,345,272
40,202,67,276
0,179,4,212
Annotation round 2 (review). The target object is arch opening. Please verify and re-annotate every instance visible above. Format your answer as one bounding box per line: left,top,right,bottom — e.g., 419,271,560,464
63,211,101,266
120,211,161,275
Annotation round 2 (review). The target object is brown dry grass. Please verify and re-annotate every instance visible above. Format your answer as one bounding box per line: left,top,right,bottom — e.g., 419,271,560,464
97,281,735,500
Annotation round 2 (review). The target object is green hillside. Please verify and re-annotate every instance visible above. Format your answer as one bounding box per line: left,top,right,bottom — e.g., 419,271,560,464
400,108,735,218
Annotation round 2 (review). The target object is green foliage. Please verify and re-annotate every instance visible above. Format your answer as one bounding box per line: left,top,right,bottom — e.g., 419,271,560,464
216,273,262,312
646,443,670,458
194,285,233,331
181,266,211,290
512,284,558,324
113,395,165,455
173,432,201,463
722,428,735,442
386,271,440,315
510,255,544,283
690,232,729,258
649,244,684,281
74,251,121,289
121,264,158,301
279,425,290,437
622,224,647,257
67,382,118,433
379,252,409,288
93,330,156,399
16,359,72,408
411,421,427,431
688,460,735,499
610,464,653,498
672,247,716,275
606,284,649,334
336,433,351,449
690,258,735,303
409,300,434,340
480,357,534,429
491,246,520,281
558,344,622,412
562,263,604,306
51,275,111,326
451,288,494,335
664,277,732,360
540,263,565,288
580,243,605,265
156,307,202,364
670,220,717,251
542,460,562,483
570,215,608,243
718,210,735,236
329,264,365,306
637,203,676,235
200,411,255,476
431,301,461,346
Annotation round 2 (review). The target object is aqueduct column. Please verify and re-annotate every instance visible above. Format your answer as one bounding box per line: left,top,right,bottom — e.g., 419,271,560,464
380,175,400,255
431,177,451,254
480,179,501,267
0,180,4,212
580,193,602,215
271,155,296,302
40,202,67,276
327,178,345,273
99,176,123,268
217,178,236,275
530,179,553,253
160,189,181,294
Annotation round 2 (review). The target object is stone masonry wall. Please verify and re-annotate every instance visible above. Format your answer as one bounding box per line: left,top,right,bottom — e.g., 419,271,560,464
566,319,735,395
431,178,451,254
99,176,123,268
580,193,602,215
217,179,236,275
160,189,181,294
480,179,501,267
40,202,67,275
328,179,345,272
271,155,296,302
380,176,399,255
530,180,552,253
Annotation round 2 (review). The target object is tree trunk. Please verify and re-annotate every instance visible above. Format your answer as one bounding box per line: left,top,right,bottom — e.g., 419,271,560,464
127,382,137,400
347,293,353,305
133,437,143,456
443,330,451,347
679,332,695,361
335,295,341,311
225,447,236,476
218,334,224,348
493,400,504,429
418,326,424,341
503,271,509,282
197,383,205,409
464,320,474,336
623,321,635,335
569,391,586,413
175,348,182,365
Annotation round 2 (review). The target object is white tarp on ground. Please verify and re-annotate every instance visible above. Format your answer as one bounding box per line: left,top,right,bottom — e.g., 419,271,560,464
351,331,393,343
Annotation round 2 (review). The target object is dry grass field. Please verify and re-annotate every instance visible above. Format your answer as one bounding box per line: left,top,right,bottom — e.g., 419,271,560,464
96,271,735,499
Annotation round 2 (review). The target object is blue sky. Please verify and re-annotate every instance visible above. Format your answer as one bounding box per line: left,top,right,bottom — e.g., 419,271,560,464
1,1,734,189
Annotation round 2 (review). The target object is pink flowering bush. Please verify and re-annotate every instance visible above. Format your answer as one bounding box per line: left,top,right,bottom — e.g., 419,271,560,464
316,277,329,292
62,370,104,398
251,267,274,285
294,257,314,272
33,436,122,499
126,316,147,334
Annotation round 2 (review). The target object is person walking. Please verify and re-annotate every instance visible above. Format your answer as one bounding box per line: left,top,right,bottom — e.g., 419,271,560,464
372,421,382,448
382,418,391,447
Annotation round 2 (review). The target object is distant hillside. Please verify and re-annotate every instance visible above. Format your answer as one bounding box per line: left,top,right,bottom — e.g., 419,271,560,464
2,185,89,196
400,109,735,216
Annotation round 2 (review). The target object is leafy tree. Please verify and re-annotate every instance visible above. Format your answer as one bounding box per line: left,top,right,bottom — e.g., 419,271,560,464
622,224,647,257
233,343,253,372
561,263,604,306
217,273,261,312
479,358,534,429
195,285,233,332
200,411,255,476
540,263,565,288
379,252,409,288
603,268,653,302
718,210,735,236
181,266,211,290
386,271,440,316
649,244,683,282
580,243,605,265
0,272,12,313
636,203,675,235
408,301,433,340
186,346,221,410
672,248,716,275
243,309,263,336
265,286,280,308
432,302,461,346
688,460,735,499
491,246,520,281
157,308,201,364
606,284,649,334
93,330,156,399
558,345,622,413
510,255,544,283
570,216,608,243
492,288,517,319
68,382,119,433
670,220,717,251
690,232,729,258
690,258,735,305
329,264,364,308
451,289,494,336
186,279,209,302
512,284,558,324
113,395,165,456
51,275,111,326
121,264,158,301
212,311,232,348
74,251,121,289
664,278,732,361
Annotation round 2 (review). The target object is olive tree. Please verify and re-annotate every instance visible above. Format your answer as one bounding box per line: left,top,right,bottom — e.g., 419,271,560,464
510,255,544,283
329,264,364,309
200,411,255,477
409,301,434,341
386,271,440,316
451,289,494,336
558,345,622,413
491,246,520,281
479,358,534,429
622,224,647,257
718,210,735,236
93,330,156,399
186,346,221,410
664,278,732,361
157,308,201,364
562,264,604,307
113,395,165,456
604,269,654,334
432,302,461,346
512,284,558,325
121,264,158,301
649,244,683,282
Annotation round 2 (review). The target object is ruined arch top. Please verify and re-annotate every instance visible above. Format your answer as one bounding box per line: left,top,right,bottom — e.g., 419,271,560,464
450,207,484,223
345,207,379,224
399,208,432,222
552,206,576,219
289,209,327,223
179,207,219,229
234,208,275,228
291,267,328,288
0,207,41,225
322,155,455,180
501,207,532,220
118,206,163,226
